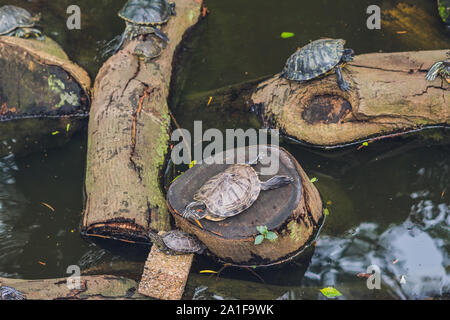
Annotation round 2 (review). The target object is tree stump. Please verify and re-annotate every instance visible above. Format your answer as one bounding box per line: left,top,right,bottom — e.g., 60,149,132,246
168,145,323,267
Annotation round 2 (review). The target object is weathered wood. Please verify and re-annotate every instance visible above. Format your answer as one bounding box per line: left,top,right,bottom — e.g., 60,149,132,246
0,36,91,157
138,239,194,300
0,275,147,300
82,0,203,241
168,145,323,266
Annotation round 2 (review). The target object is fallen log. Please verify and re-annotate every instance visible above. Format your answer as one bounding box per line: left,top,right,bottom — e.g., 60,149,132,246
0,275,147,300
168,145,324,267
0,36,91,157
180,50,449,148
82,0,203,241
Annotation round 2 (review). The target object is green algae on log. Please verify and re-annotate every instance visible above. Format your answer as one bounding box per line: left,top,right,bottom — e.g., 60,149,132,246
82,0,203,241
168,145,324,267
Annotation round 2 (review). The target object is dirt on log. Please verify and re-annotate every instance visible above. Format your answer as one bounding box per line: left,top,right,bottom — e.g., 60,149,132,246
168,145,323,267
0,36,91,157
0,276,147,300
82,0,203,241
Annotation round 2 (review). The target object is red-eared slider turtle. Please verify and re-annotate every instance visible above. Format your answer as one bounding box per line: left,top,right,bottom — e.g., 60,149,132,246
0,5,43,40
280,38,355,91
182,157,294,222
134,38,162,62
115,0,176,52
426,52,450,83
148,230,206,255
1,286,26,300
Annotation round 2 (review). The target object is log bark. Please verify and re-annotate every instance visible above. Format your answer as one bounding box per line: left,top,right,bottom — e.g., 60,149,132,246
0,276,147,300
82,0,203,241
0,37,91,157
168,145,323,267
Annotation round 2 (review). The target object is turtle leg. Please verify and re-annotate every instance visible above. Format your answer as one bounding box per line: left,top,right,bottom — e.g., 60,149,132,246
183,201,208,220
170,2,177,16
114,27,131,54
152,26,170,43
246,154,262,166
260,176,293,191
425,61,444,81
335,65,350,91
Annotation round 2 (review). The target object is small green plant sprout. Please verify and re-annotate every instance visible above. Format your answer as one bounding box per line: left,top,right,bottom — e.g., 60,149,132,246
310,177,318,183
255,226,278,245
281,32,295,39
324,208,330,216
320,287,342,298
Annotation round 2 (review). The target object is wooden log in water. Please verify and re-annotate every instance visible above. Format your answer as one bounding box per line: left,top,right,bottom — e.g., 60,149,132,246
82,0,203,241
168,145,324,266
0,37,91,157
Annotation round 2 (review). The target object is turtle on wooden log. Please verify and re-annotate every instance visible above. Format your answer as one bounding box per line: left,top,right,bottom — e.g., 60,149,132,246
82,0,203,242
168,145,324,267
0,36,91,157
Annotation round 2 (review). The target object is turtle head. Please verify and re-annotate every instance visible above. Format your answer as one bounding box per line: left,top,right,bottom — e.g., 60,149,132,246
342,48,355,62
182,201,208,220
147,230,166,250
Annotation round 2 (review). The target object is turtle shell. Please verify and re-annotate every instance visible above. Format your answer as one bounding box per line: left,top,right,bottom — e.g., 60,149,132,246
119,0,172,26
0,5,36,35
134,39,162,59
162,230,204,253
194,165,261,219
282,38,345,81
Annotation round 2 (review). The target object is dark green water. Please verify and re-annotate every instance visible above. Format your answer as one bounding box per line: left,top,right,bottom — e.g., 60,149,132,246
0,0,449,299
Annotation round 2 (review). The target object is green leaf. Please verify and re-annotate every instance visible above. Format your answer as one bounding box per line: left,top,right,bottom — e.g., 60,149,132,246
324,208,330,216
254,235,265,245
266,232,278,241
257,226,268,235
171,174,182,184
310,177,318,183
320,287,342,298
66,123,71,132
52,131,60,135
281,32,295,39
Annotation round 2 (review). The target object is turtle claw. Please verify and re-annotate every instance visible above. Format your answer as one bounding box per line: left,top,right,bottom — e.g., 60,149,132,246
339,81,351,92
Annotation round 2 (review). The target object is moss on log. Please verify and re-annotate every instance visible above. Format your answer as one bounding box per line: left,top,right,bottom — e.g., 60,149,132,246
82,0,202,241
168,145,323,266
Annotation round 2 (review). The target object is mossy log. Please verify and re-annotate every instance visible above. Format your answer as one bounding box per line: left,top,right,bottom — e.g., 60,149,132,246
82,0,203,241
182,50,449,148
0,37,91,157
168,145,323,267
0,276,147,300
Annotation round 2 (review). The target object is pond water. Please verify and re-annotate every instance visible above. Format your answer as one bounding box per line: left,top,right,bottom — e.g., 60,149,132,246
0,0,449,299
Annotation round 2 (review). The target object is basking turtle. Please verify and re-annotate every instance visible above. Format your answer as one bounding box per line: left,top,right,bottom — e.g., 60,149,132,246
426,52,450,83
182,158,294,222
1,286,26,300
134,38,163,62
0,5,43,40
280,38,355,91
115,0,176,52
148,230,206,255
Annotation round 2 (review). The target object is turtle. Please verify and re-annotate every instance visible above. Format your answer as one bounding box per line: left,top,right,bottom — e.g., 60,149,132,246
182,157,294,222
426,52,450,84
148,230,206,255
280,38,355,91
0,5,44,40
134,38,163,62
1,286,26,300
115,0,176,53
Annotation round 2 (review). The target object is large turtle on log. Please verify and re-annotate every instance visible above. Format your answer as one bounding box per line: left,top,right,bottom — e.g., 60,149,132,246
148,230,206,255
1,286,26,300
115,0,176,53
280,38,355,91
426,51,450,83
0,5,43,40
182,157,294,222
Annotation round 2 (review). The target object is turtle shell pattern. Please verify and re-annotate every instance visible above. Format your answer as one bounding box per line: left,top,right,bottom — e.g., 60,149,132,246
0,5,35,35
119,0,172,26
282,38,345,81
194,165,261,219
163,230,204,253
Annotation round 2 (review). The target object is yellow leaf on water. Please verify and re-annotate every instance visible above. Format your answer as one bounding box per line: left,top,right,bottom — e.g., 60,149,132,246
200,270,218,274
41,202,55,212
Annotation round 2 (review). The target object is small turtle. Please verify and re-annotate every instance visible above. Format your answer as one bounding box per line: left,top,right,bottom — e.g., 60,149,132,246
426,52,450,84
115,0,176,53
134,38,163,62
0,5,43,40
1,286,26,300
182,157,294,222
148,230,206,255
280,38,355,91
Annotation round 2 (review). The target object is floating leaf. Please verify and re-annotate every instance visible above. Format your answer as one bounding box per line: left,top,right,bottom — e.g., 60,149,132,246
66,123,71,132
255,235,264,245
207,96,213,107
363,142,369,146
324,208,330,216
310,177,318,183
320,287,342,298
200,270,218,274
41,202,55,212
281,32,295,39
52,131,60,135
266,232,278,241
257,225,268,235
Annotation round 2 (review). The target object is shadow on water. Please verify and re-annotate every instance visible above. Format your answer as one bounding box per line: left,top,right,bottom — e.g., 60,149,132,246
0,0,448,299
